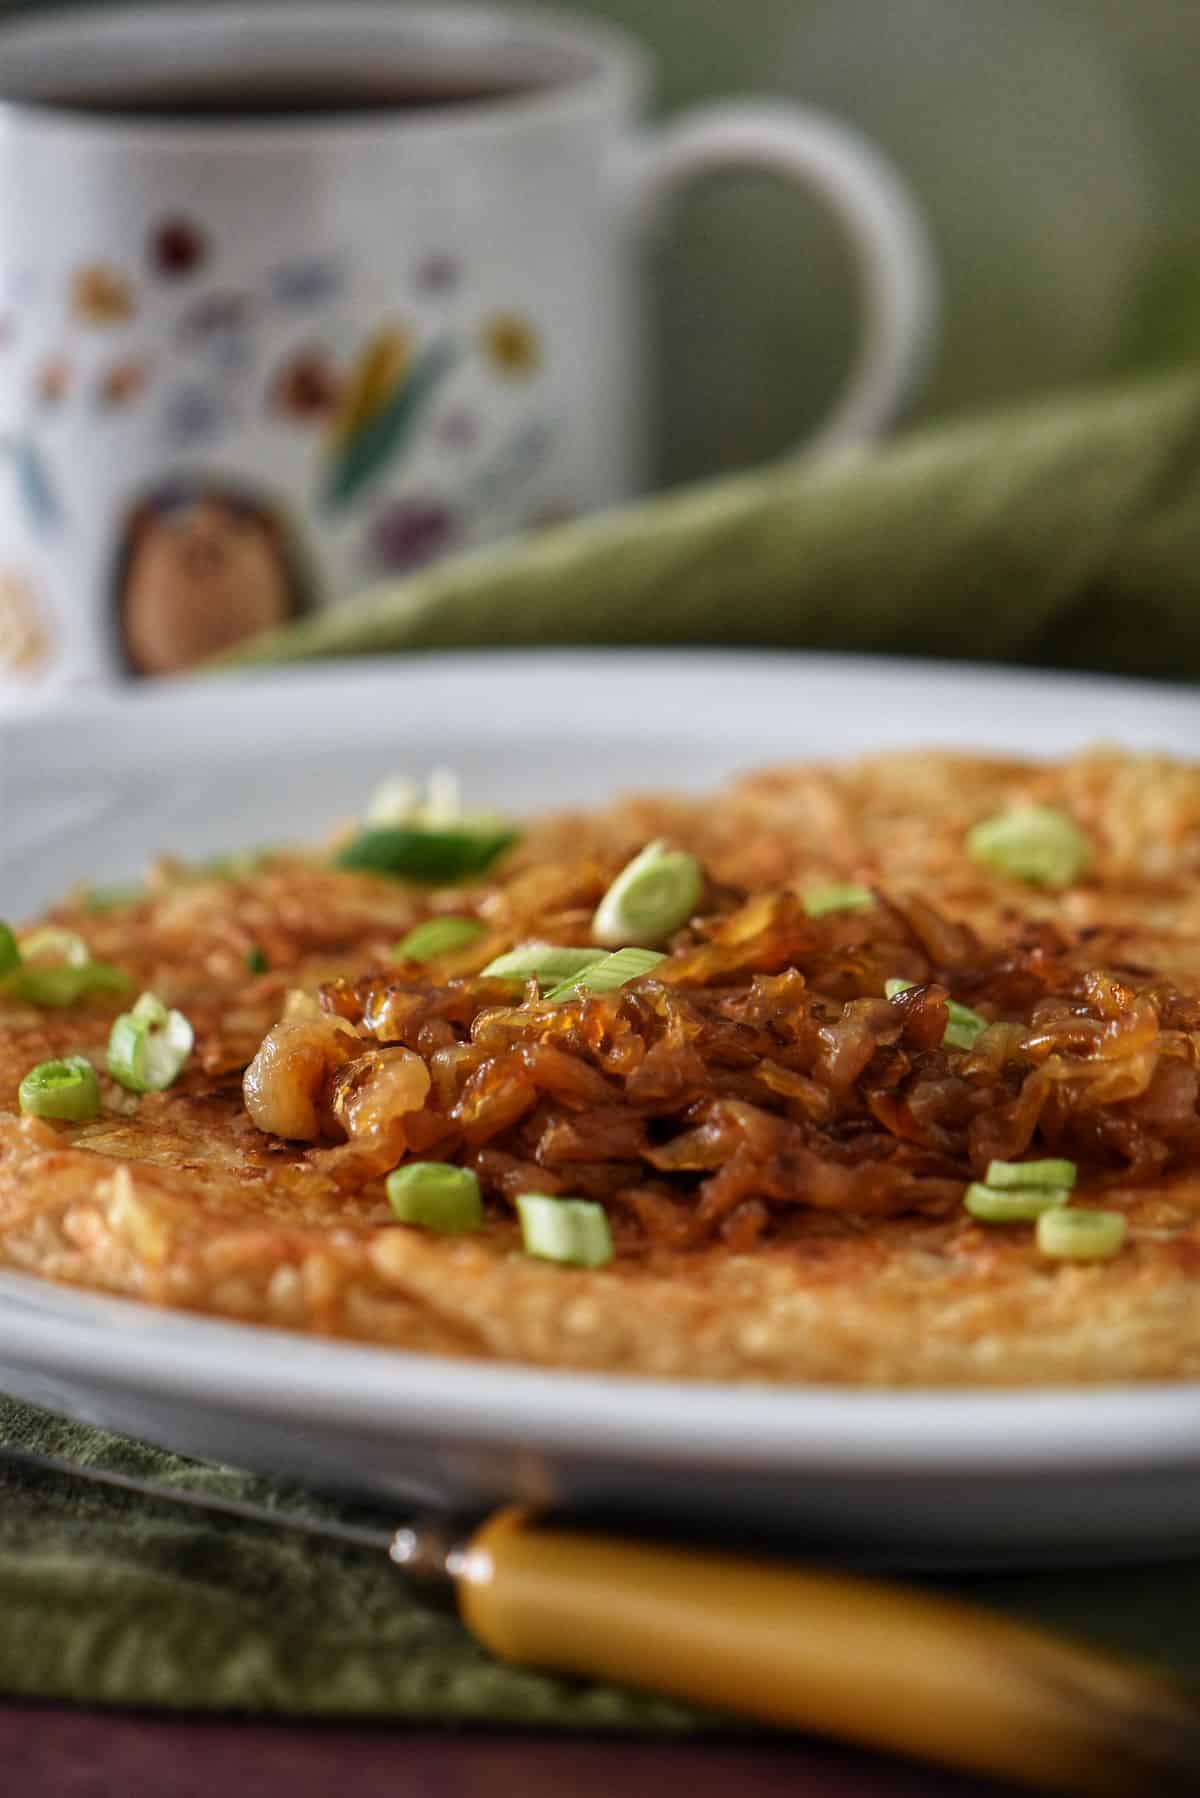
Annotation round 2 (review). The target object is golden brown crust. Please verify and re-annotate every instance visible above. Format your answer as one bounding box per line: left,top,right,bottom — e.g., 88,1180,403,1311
3,746,1200,1385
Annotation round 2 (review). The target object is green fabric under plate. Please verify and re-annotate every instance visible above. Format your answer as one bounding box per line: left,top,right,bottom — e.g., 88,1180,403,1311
1,1393,1199,1719
223,369,1200,683
0,1396,695,1724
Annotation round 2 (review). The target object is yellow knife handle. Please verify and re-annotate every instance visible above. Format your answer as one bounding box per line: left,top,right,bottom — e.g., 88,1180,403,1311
455,1507,1200,1797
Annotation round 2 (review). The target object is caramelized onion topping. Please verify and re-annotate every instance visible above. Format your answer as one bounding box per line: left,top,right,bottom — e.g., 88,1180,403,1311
246,889,1200,1242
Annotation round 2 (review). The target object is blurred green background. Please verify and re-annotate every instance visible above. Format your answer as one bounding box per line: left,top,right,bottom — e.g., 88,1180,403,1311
6,0,1200,486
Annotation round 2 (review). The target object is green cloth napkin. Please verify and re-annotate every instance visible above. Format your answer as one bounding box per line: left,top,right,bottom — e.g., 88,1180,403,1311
224,369,1200,682
0,1396,694,1723
2,1394,1199,1718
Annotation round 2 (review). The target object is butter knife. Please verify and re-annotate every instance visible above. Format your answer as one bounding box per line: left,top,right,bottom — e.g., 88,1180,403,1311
4,1442,1199,1796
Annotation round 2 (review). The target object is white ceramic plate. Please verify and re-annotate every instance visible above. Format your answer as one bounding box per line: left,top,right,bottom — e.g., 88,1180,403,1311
2,651,1198,1564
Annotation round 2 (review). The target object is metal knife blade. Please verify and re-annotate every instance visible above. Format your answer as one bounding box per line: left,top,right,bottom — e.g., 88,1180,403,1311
0,1441,397,1555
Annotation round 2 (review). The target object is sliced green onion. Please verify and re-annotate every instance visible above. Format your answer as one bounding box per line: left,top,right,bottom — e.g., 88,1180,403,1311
336,824,517,883
966,805,1091,887
591,840,704,949
423,766,463,826
516,1193,613,1268
0,924,19,978
480,942,607,984
366,767,465,828
366,772,421,827
1036,1207,1127,1261
18,1056,101,1122
347,766,512,880
107,991,194,1092
985,1157,1077,1191
246,945,269,974
0,925,132,1009
544,947,666,1003
386,1162,483,1233
188,848,269,881
83,883,145,912
964,1182,1070,1224
20,928,90,968
395,917,486,963
885,979,986,1050
3,962,132,1007
803,883,876,919
943,1001,987,1051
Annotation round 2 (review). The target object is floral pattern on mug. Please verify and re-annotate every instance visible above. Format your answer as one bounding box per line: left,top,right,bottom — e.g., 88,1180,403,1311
0,569,50,677
35,355,71,407
414,251,461,296
367,494,456,572
330,325,415,441
162,383,230,449
96,357,154,411
71,264,137,325
466,417,554,510
7,218,558,677
177,291,259,342
176,291,258,375
437,406,480,452
150,216,209,278
0,437,62,534
324,328,458,508
269,256,344,308
480,312,541,377
269,346,343,423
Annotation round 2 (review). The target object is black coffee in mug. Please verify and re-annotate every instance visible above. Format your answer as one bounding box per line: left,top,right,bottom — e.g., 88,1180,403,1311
28,70,547,119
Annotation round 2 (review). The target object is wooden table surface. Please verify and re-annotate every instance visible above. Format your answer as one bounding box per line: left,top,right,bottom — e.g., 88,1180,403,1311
5,1706,1032,1797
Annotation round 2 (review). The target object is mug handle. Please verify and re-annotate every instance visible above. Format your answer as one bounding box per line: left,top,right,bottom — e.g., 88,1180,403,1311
628,103,938,456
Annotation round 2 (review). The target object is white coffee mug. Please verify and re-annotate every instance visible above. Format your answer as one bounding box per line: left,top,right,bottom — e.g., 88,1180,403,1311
0,3,936,693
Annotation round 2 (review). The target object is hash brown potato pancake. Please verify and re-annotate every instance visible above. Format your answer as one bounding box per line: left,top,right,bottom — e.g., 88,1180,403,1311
4,747,1200,1386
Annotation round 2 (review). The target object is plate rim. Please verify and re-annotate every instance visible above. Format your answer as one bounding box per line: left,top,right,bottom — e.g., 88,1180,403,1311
3,644,1193,746
1,1269,1200,1477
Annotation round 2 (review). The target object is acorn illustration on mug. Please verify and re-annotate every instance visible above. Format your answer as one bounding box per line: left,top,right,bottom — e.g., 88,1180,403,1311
112,479,310,676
